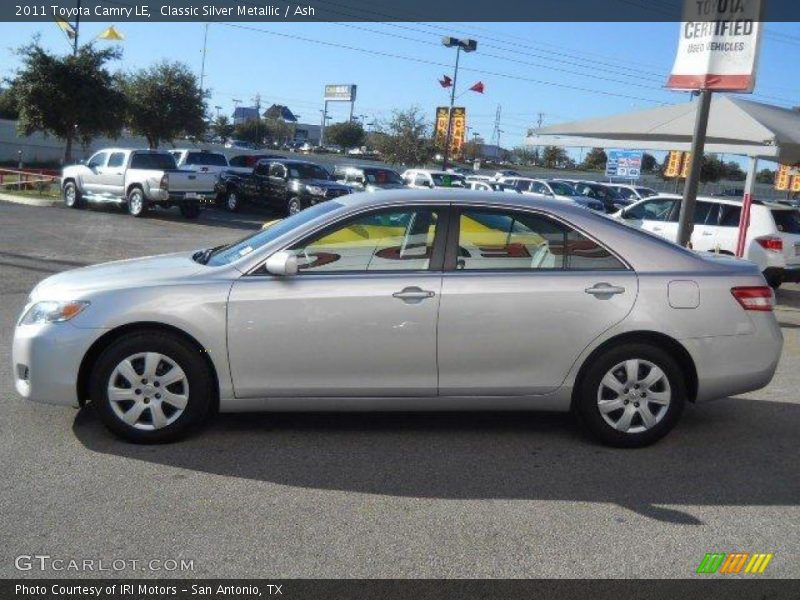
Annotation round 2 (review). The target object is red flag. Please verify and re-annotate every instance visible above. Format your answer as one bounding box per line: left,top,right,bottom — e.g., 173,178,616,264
439,75,453,88
469,81,485,93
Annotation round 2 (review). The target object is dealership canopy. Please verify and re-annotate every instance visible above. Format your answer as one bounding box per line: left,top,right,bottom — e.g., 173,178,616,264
526,95,800,165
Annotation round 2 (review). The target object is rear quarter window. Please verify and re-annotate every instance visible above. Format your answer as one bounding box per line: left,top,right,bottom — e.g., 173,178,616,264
771,210,800,234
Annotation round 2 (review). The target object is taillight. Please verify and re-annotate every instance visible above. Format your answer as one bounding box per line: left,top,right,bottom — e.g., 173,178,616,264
731,286,774,311
755,236,783,252
160,174,169,190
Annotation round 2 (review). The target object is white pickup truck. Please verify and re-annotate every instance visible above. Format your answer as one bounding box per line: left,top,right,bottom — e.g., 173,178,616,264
169,149,230,176
61,148,217,218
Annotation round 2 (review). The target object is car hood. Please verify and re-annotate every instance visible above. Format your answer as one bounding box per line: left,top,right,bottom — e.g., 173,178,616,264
30,252,206,300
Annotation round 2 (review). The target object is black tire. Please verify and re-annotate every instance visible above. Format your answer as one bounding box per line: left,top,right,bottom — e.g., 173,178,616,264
127,187,148,217
224,189,241,212
179,202,200,219
63,181,83,208
89,331,214,443
286,196,304,216
574,343,686,448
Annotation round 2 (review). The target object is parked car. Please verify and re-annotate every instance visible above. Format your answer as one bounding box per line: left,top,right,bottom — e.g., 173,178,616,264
14,190,781,446
333,165,407,191
615,194,800,288
572,181,630,212
500,177,605,212
467,180,520,193
61,149,217,218
401,169,467,189
491,169,521,180
169,149,229,176
607,184,658,202
225,153,286,175
217,159,351,214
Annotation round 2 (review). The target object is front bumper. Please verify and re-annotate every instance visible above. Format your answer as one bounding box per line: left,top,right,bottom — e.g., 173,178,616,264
12,321,106,407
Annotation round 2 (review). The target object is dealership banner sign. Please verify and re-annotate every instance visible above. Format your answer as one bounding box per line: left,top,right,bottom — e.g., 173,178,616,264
605,150,643,179
667,0,764,92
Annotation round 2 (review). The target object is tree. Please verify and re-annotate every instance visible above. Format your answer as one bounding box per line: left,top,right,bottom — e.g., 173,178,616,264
121,61,206,148
232,119,264,146
542,145,569,168
699,155,725,183
722,160,746,181
513,146,539,166
0,86,19,120
324,121,366,150
581,147,607,170
12,40,125,162
212,115,234,142
642,153,658,172
756,168,776,184
371,107,433,166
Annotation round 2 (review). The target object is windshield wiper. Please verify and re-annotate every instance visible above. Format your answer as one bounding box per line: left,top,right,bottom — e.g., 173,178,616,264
193,244,227,265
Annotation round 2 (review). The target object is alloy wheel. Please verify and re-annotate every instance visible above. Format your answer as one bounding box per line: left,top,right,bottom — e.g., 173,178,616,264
596,359,671,434
287,199,302,215
227,192,238,211
129,192,144,216
64,185,76,207
106,352,189,430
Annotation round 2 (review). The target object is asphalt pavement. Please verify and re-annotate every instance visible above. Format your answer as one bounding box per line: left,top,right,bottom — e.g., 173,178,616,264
1,199,798,579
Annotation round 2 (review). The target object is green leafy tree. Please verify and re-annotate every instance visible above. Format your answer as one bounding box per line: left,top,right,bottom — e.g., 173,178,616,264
581,147,607,170
212,115,235,142
12,40,125,162
756,168,776,184
232,119,264,146
723,160,746,181
513,146,539,166
642,153,658,172
324,121,366,149
699,155,725,183
121,61,206,148
0,86,19,120
371,107,433,166
542,145,569,168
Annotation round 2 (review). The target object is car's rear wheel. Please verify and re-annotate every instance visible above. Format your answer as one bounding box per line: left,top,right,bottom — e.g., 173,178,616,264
90,332,213,443
127,187,148,217
575,343,685,447
225,190,240,212
286,196,303,216
63,181,83,208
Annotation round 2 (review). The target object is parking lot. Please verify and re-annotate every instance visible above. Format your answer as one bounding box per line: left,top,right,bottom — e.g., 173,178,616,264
1,199,799,578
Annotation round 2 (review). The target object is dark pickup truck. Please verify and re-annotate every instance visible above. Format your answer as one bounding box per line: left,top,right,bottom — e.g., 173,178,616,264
217,159,352,214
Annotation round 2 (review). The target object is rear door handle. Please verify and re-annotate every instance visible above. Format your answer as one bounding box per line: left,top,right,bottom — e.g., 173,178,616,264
585,283,626,296
393,286,435,303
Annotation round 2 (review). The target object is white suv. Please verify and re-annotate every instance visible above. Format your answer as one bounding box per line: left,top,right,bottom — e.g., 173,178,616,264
401,169,467,189
616,194,800,288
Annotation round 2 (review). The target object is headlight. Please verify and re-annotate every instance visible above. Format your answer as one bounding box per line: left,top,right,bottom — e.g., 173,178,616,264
306,185,325,196
19,301,90,325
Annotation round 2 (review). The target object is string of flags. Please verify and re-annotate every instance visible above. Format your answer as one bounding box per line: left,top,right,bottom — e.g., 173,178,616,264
54,15,125,44
438,75,485,94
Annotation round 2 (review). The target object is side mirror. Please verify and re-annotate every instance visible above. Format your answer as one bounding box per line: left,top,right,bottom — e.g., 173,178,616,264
265,251,298,276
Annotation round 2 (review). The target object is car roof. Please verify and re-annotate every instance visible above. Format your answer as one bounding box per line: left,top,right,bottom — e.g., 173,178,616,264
638,193,793,210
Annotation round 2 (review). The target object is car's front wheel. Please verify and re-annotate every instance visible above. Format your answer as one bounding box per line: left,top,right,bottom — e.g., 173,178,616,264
224,189,240,212
286,196,303,216
575,343,685,447
90,331,213,443
63,181,83,208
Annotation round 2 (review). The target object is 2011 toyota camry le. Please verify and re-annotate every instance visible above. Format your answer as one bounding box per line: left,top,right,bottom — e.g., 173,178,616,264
12,190,783,447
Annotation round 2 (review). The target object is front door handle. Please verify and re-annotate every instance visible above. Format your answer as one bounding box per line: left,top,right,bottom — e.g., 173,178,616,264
392,286,435,303
585,283,626,296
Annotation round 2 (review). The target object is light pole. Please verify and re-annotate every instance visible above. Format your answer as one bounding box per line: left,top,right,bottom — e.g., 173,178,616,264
441,36,477,170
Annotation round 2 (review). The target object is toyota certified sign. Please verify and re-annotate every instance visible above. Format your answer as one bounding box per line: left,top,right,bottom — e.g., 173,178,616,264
667,0,763,92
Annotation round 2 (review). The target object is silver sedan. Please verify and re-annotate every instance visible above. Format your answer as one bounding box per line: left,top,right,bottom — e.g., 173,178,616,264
12,190,782,447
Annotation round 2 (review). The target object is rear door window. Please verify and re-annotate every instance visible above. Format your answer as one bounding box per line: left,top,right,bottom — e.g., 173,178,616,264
693,201,717,225
626,198,676,221
106,152,126,168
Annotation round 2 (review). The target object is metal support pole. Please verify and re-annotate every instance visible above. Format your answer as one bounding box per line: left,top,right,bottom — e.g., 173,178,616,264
320,101,329,146
676,90,713,247
442,45,461,170
199,23,209,95
735,156,758,257
73,0,81,55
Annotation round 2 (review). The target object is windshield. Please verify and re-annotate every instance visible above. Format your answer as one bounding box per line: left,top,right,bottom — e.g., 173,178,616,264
431,173,466,187
186,152,228,166
364,169,403,185
130,153,177,170
548,181,575,196
288,163,331,180
205,202,344,266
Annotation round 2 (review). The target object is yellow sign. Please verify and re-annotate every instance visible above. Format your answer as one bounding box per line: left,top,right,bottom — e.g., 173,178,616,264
664,150,683,178
450,107,466,157
435,107,449,148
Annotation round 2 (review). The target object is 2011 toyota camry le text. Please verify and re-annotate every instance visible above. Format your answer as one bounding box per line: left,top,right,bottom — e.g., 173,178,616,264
12,190,783,447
